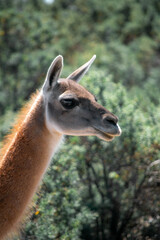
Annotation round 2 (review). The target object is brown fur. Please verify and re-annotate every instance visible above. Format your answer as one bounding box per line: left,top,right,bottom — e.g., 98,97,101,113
0,91,39,160
0,91,40,239
0,91,62,239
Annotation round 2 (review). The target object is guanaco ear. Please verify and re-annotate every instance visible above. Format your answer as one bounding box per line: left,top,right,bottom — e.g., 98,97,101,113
43,55,63,92
67,55,96,82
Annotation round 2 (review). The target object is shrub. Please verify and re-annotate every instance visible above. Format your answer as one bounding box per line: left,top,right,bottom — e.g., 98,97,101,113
24,71,160,240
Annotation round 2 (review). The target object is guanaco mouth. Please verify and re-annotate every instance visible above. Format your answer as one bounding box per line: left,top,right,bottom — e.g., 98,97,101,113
98,131,115,141
93,128,115,141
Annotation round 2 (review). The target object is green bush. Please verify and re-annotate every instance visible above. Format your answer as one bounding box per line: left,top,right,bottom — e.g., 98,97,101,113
23,72,160,240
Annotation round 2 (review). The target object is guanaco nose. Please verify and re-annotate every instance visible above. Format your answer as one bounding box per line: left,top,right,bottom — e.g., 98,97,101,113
103,114,118,126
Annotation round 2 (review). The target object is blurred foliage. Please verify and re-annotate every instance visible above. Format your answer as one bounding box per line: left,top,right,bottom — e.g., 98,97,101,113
23,73,160,240
0,0,160,239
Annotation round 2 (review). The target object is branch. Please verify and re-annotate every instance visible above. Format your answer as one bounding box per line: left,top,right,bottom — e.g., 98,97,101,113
89,162,105,199
147,159,160,171
117,159,160,237
117,168,147,237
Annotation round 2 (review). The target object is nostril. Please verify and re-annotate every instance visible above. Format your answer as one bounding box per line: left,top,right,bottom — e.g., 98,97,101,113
103,116,118,126
107,119,117,126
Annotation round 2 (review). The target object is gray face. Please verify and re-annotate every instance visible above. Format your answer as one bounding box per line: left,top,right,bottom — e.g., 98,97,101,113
44,79,121,141
42,55,121,141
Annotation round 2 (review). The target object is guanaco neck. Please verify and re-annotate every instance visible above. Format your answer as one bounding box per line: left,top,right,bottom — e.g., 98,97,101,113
0,92,63,239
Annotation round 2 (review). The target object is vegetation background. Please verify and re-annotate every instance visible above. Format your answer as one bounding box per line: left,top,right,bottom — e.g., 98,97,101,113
0,0,160,239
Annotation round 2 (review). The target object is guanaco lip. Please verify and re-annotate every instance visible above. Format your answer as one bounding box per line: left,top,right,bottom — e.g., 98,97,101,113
94,127,115,141
98,132,115,141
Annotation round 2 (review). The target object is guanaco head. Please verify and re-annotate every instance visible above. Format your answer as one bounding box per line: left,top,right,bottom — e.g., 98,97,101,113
42,55,121,141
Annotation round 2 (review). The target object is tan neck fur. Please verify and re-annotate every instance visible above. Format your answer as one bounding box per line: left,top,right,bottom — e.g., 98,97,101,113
0,92,63,239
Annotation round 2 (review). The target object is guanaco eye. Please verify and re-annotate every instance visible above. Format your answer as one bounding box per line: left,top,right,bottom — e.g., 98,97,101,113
60,98,79,109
